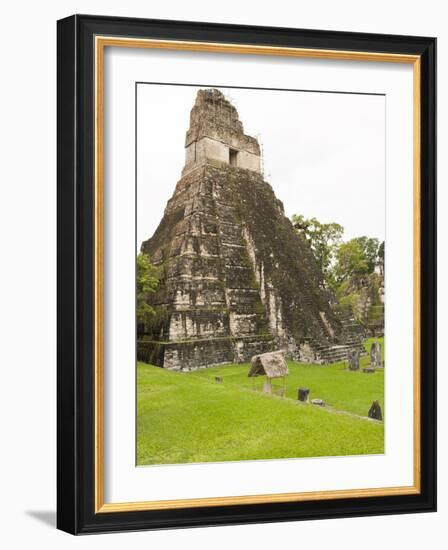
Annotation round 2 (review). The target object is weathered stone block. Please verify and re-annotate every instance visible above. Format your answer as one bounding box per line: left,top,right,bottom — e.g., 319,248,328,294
298,388,310,402
311,398,325,406
368,400,383,420
348,349,360,371
370,341,382,368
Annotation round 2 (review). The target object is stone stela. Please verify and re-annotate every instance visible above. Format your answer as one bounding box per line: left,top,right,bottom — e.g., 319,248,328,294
347,349,360,371
138,89,365,371
298,388,310,402
370,341,382,368
368,400,383,421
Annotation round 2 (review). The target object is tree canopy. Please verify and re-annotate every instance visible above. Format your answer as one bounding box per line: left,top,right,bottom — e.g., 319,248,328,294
333,237,380,284
292,214,344,281
292,214,384,334
292,214,383,287
333,239,369,282
136,252,159,324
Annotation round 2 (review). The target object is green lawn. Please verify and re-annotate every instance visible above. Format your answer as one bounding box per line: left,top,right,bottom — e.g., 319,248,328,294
137,339,384,465
191,338,384,418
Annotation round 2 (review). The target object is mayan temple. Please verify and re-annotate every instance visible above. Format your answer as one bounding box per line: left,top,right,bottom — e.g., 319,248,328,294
138,89,364,370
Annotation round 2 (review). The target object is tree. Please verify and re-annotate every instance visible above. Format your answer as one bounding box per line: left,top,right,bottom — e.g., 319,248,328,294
291,214,344,282
136,252,159,324
351,236,380,273
378,241,385,264
333,239,370,283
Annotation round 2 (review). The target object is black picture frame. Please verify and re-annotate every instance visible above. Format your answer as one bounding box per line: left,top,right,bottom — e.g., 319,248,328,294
57,14,436,535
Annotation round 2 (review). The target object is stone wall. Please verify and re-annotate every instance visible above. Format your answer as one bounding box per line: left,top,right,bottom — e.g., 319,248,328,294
182,89,261,176
140,162,363,369
140,162,275,369
184,137,261,174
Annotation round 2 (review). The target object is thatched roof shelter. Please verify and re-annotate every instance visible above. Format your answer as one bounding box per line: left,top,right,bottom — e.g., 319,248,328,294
248,351,289,379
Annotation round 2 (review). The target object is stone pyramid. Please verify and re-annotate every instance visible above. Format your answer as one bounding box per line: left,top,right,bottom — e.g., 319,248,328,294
138,89,364,370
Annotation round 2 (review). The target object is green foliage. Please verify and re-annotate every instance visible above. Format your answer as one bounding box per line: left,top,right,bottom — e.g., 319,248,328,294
290,215,384,331
367,305,385,323
291,214,343,281
291,215,383,291
333,237,380,284
136,252,159,324
378,240,385,265
338,293,359,313
141,305,170,340
137,343,384,465
352,236,380,273
334,237,384,284
333,239,369,283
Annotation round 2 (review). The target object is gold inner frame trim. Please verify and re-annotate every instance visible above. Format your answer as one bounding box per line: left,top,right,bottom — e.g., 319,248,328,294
94,35,421,513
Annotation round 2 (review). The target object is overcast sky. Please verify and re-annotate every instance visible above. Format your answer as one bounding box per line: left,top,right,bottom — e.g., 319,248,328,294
137,84,385,250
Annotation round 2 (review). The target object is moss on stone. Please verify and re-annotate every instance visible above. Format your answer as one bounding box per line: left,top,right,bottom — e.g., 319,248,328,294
140,159,363,369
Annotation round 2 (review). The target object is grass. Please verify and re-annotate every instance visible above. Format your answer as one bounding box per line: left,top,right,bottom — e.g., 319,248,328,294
137,338,384,465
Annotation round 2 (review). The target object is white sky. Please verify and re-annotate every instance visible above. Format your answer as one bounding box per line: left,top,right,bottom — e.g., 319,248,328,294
137,84,385,250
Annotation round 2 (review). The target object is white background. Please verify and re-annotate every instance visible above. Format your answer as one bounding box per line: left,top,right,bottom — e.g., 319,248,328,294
0,0,444,548
106,48,412,503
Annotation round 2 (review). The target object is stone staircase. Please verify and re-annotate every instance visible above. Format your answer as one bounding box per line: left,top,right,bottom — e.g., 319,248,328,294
311,307,366,364
315,342,365,364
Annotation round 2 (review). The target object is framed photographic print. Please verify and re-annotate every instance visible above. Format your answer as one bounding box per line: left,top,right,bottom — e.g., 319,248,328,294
57,14,436,534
